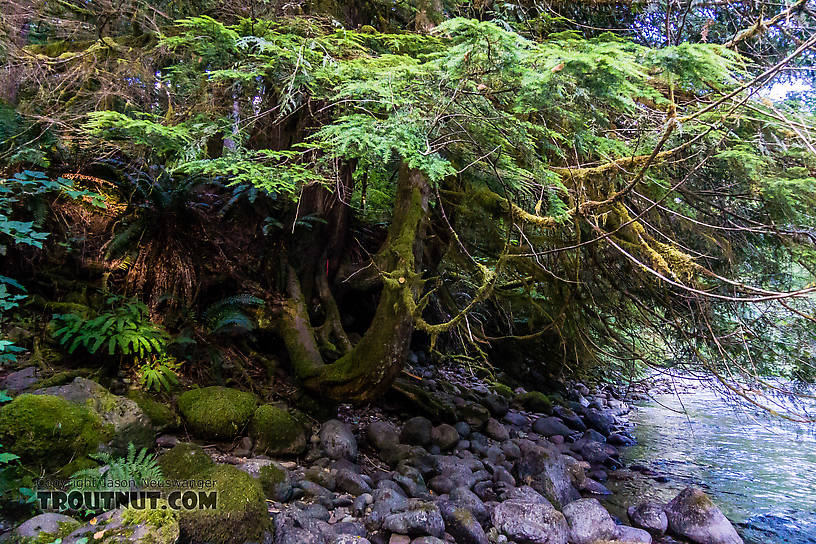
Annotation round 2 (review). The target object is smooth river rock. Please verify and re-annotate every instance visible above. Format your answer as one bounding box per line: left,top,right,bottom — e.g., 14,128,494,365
664,487,743,544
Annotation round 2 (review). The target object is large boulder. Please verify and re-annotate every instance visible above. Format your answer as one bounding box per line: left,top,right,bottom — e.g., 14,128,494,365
491,499,569,544
177,386,257,440
33,377,155,453
319,419,358,461
0,393,105,471
627,502,668,536
515,392,553,414
664,487,743,544
250,405,307,456
561,498,617,544
516,440,580,509
431,424,460,451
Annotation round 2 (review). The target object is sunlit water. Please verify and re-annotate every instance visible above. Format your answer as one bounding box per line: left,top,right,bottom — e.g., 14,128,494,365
602,377,816,544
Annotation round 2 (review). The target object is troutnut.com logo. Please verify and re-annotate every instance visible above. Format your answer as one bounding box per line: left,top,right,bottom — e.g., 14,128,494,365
34,478,218,511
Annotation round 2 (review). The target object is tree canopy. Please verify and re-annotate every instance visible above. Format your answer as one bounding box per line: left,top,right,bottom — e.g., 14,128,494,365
1,0,816,419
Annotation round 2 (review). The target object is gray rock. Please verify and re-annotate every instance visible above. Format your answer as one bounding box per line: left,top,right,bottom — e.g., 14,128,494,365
506,485,552,505
561,498,617,544
1,366,38,394
664,487,743,544
438,500,489,544
410,538,446,544
491,499,569,544
369,488,408,526
502,412,528,428
332,536,371,544
485,418,510,442
320,419,358,461
62,508,178,544
400,416,433,446
382,502,445,538
459,402,491,428
14,513,78,539
616,525,653,543
608,433,635,446
450,486,489,524
532,417,572,438
33,377,155,453
454,421,471,437
428,475,454,495
336,468,372,495
627,502,668,536
483,394,509,417
552,406,586,431
516,440,581,508
368,421,400,451
583,409,615,436
431,423,459,451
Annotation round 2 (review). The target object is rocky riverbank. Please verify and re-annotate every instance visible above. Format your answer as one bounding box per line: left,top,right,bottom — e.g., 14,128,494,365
0,363,745,544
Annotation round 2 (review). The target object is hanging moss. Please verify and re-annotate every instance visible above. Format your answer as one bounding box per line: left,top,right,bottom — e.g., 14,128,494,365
177,387,258,440
0,394,106,471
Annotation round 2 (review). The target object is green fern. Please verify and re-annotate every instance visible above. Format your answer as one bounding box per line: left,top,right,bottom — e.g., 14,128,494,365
202,294,264,334
69,443,163,501
51,296,168,359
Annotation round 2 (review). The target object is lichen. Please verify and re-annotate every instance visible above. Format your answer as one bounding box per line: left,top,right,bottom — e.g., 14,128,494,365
177,387,258,440
0,394,105,471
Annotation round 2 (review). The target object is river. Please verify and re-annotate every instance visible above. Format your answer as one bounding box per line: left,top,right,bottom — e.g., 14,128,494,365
602,377,816,544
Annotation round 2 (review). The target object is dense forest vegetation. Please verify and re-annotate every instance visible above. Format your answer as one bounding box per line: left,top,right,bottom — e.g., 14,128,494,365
3,0,815,410
1,1,816,543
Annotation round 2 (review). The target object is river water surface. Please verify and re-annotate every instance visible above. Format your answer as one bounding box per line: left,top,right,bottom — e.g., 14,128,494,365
602,378,816,543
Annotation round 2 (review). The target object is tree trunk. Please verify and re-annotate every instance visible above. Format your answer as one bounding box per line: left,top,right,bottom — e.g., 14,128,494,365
273,164,430,402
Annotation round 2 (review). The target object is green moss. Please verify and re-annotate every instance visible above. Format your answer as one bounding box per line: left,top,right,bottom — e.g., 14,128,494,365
32,369,89,389
122,500,178,528
30,520,81,544
0,394,104,471
179,465,268,544
177,387,258,440
127,390,180,429
157,443,215,480
258,463,292,501
515,391,553,414
248,405,306,456
492,383,514,399
56,455,100,478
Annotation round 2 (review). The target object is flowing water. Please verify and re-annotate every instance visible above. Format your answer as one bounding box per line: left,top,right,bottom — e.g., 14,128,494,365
602,377,816,544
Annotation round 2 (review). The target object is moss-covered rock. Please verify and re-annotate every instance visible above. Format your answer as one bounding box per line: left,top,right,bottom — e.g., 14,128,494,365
248,405,307,456
0,394,105,471
127,390,180,431
33,378,155,454
157,443,215,481
58,506,179,544
12,513,80,544
515,391,553,414
492,383,514,399
178,465,268,544
258,462,293,502
177,387,257,440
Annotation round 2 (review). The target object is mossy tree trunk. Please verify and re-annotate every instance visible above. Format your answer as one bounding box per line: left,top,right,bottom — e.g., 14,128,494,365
273,164,430,402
